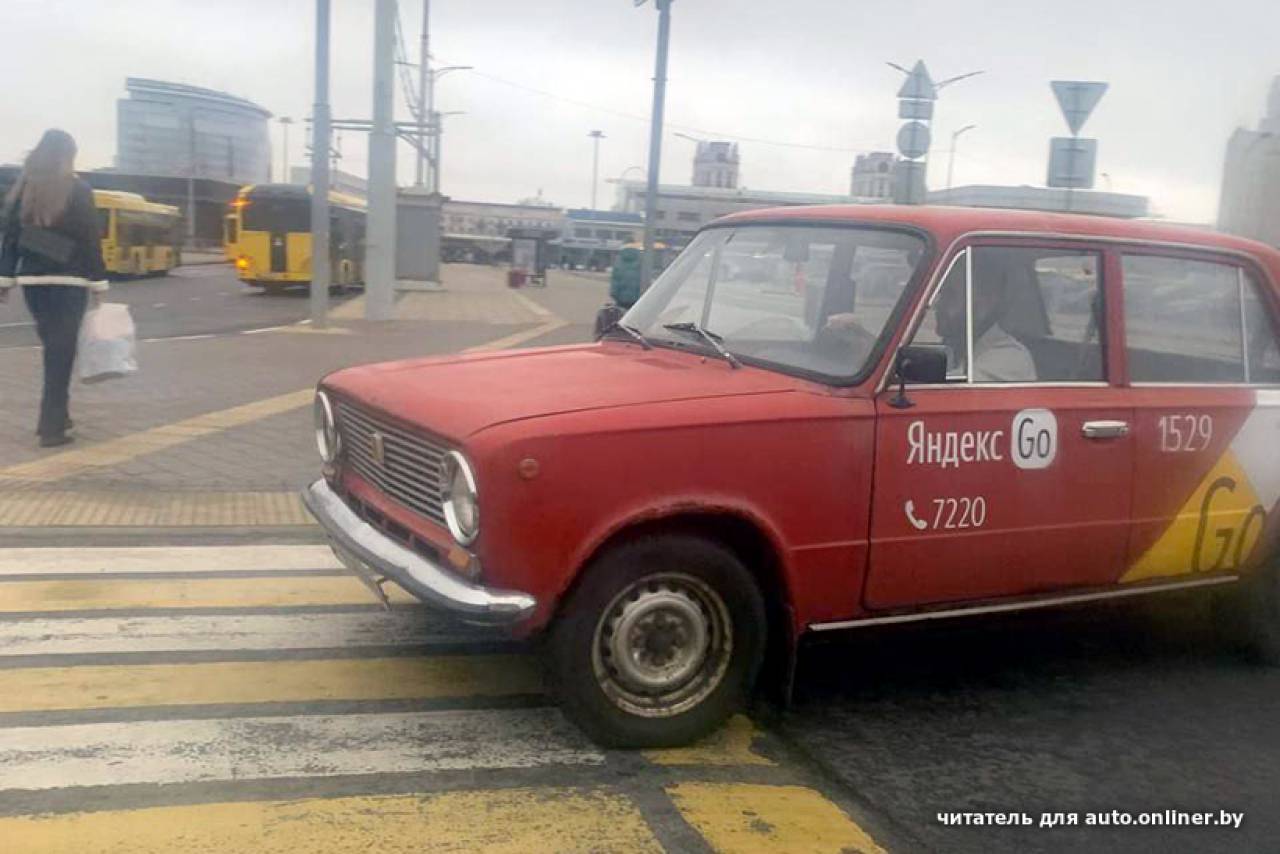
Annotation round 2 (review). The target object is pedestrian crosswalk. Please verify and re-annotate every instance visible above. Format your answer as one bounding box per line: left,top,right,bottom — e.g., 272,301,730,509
0,542,886,853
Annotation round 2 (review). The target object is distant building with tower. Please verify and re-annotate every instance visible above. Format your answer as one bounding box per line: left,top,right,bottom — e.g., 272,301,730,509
1218,77,1280,248
692,141,739,189
115,78,271,185
851,153,897,200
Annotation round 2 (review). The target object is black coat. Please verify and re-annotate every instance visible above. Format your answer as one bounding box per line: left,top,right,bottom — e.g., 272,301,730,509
0,178,108,290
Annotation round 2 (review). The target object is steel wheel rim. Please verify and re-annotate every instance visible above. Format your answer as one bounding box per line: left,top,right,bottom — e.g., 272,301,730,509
591,572,733,718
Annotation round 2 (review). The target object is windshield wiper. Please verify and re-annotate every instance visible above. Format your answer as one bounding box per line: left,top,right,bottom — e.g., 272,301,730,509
602,321,652,349
661,322,740,368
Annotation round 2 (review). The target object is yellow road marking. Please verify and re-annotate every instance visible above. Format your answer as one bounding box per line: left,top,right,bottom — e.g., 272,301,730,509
0,575,414,613
0,490,311,527
0,389,313,483
668,783,885,854
3,788,661,853
0,294,569,487
464,320,568,353
509,289,556,319
645,715,775,766
0,655,539,712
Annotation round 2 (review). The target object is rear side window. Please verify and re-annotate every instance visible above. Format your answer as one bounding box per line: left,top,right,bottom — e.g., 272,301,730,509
1123,255,1280,384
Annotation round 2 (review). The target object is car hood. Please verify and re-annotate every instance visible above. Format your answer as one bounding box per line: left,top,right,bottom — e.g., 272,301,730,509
322,342,805,439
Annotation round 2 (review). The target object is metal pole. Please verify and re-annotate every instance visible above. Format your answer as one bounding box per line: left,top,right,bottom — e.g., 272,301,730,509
427,73,437,192
366,0,398,321
280,118,293,182
415,0,430,187
589,130,605,210
310,0,332,327
946,124,974,192
186,110,197,244
639,0,672,291
432,112,442,194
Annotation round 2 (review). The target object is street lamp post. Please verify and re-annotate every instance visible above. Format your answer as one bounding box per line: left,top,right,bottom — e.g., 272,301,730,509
415,0,430,188
945,124,975,191
426,66,472,193
431,110,466,195
588,130,606,210
309,0,332,326
279,116,294,183
637,0,673,291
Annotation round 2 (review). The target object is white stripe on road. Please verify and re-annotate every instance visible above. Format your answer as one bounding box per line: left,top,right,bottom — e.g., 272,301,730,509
0,708,601,792
0,611,472,657
0,546,340,576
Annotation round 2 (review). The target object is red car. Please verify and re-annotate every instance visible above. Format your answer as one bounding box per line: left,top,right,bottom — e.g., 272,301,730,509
305,205,1280,747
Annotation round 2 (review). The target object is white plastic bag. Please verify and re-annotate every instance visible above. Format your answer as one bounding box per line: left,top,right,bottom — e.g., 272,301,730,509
78,302,138,384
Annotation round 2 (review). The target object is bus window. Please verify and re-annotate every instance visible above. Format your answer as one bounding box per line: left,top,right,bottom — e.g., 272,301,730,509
224,215,238,245
97,208,112,240
243,198,309,232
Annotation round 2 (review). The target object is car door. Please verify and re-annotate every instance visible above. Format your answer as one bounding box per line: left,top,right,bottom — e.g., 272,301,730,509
1119,252,1280,583
864,240,1134,610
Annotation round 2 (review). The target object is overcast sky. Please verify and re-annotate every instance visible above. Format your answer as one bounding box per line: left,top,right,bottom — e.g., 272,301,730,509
3,0,1277,222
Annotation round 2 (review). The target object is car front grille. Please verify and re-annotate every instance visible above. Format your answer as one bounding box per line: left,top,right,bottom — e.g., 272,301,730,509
336,400,449,527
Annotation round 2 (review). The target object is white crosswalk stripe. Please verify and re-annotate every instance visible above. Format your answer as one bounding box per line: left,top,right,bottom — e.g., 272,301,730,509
0,709,602,792
0,545,341,575
0,611,478,656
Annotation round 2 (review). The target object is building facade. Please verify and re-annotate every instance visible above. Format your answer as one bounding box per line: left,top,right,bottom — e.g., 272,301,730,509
692,141,740,189
442,200,564,237
927,185,1150,218
116,78,271,185
851,152,897,200
1219,77,1280,248
614,181,864,247
290,166,368,198
560,209,644,269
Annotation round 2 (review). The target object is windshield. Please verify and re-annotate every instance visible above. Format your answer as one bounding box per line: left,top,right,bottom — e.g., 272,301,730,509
622,224,927,381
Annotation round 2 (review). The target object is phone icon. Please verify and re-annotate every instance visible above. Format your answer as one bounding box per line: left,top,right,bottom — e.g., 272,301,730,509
904,500,928,531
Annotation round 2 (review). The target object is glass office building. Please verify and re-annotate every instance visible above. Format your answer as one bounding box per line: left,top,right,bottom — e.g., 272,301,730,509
116,78,271,185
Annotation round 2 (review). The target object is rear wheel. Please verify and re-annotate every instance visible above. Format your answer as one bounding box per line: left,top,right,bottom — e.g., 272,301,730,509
547,534,766,748
1214,561,1280,664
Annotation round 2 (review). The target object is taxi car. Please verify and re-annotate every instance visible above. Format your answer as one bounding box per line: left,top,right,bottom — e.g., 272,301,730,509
304,206,1280,747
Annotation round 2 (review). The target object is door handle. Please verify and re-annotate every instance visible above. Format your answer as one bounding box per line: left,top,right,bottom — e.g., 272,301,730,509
1082,420,1130,439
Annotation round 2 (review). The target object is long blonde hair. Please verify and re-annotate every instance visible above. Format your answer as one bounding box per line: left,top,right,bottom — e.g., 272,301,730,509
5,129,78,227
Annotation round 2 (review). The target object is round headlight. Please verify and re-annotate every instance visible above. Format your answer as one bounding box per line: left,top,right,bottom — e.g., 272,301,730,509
314,390,340,464
442,450,479,545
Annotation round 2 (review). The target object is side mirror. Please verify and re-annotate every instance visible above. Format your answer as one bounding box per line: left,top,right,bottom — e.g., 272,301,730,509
888,344,949,409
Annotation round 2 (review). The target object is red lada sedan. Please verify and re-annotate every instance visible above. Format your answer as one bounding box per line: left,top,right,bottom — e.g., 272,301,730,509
304,205,1280,747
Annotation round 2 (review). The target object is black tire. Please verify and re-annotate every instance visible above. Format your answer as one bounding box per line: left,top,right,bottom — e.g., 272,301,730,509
1214,561,1280,664
547,534,766,748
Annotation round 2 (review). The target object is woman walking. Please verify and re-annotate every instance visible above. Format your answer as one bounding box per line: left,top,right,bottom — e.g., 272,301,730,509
0,129,108,447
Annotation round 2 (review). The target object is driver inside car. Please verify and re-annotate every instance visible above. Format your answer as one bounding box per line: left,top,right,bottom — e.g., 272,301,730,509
933,255,1037,382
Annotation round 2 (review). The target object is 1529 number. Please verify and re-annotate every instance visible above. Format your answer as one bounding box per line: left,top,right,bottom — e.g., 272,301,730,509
1157,414,1213,453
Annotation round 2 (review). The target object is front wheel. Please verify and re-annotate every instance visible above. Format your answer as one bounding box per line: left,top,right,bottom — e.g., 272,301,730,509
547,534,766,748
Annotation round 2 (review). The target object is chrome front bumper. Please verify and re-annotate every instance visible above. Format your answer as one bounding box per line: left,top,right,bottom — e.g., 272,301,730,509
302,479,537,624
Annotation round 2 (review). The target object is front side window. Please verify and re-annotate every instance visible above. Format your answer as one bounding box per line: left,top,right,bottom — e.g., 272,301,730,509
910,245,1104,383
624,225,927,381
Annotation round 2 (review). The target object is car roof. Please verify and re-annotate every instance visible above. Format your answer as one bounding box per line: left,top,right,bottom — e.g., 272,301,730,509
717,204,1280,284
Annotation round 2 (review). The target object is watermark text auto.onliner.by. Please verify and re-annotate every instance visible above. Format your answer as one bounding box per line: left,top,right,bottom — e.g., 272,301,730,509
937,810,1244,830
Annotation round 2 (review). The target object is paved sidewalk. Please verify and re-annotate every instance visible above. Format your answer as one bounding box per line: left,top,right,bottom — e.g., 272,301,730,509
0,264,604,529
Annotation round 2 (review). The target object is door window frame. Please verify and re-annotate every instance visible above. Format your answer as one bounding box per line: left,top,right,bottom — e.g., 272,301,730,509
884,235,1116,391
1115,245,1280,389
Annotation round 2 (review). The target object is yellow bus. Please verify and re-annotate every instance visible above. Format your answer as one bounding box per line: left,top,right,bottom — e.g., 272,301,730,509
94,190,182,276
226,184,366,292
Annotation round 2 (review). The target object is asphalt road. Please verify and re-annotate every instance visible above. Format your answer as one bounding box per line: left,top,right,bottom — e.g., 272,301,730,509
0,265,359,349
779,593,1279,853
